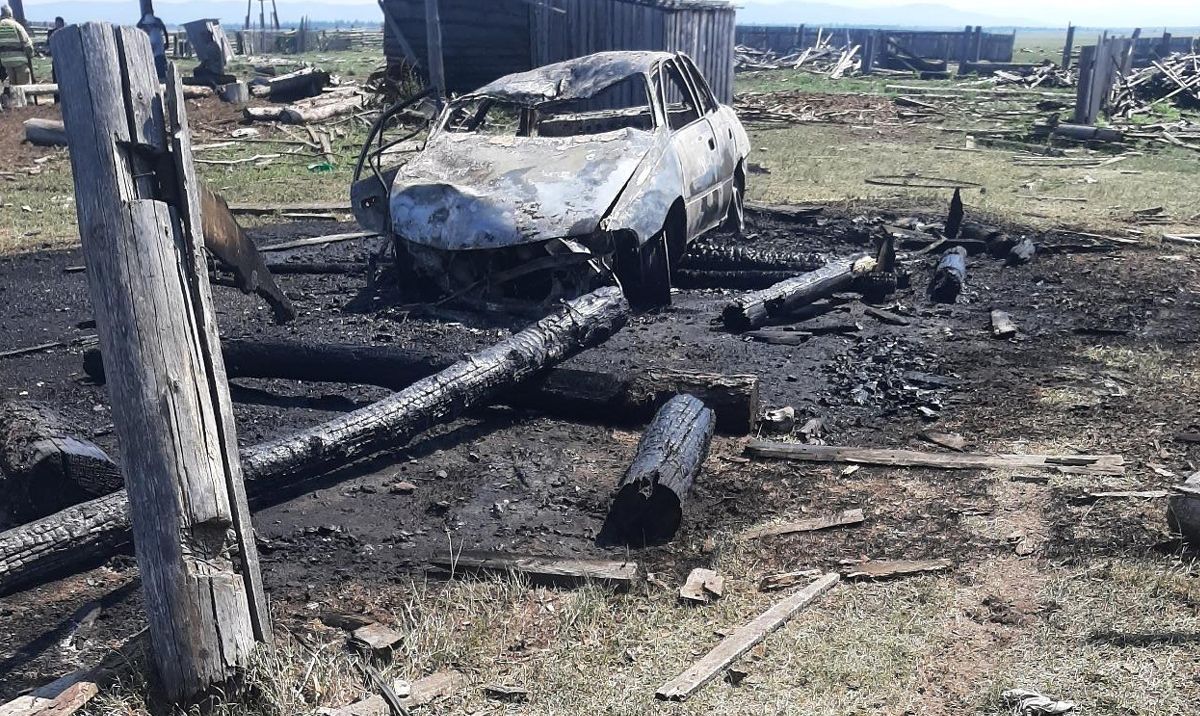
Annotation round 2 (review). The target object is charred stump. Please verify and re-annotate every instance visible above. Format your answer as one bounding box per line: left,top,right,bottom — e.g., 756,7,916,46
929,247,967,303
598,395,714,547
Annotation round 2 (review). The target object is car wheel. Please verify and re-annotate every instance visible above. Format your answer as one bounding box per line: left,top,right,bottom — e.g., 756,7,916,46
624,228,671,309
723,173,746,237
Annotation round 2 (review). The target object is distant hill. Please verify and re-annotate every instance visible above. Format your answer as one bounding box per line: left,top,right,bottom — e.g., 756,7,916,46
22,0,383,26
737,1,1039,29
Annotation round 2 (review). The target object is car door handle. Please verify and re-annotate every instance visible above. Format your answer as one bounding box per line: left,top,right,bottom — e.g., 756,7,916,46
707,137,716,150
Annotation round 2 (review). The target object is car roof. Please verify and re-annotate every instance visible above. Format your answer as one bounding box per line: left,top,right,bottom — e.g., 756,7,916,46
462,51,677,105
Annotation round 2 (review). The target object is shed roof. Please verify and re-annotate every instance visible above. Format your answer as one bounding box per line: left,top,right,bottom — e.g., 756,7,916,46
465,51,672,104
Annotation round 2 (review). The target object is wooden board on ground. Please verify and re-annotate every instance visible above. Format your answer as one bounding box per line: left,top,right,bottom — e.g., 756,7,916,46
746,441,1125,476
655,573,840,701
758,569,822,591
738,508,865,541
429,552,638,590
679,568,725,604
843,559,951,580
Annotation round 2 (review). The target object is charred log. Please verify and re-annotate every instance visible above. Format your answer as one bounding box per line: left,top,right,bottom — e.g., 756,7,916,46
721,256,863,331
679,244,826,273
0,288,629,594
598,395,714,547
674,269,807,291
929,247,967,303
0,401,123,520
85,341,759,435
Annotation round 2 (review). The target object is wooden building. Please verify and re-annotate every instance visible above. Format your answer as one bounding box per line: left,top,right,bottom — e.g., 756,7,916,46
736,25,1016,64
383,0,737,103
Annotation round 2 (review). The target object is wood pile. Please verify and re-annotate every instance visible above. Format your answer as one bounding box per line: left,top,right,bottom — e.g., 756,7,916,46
969,62,1075,89
1110,52,1200,118
734,36,863,79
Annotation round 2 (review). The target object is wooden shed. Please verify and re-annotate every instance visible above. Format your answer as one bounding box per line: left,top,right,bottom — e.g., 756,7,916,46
383,0,737,103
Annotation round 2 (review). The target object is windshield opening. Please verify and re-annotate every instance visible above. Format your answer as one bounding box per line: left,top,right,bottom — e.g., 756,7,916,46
442,74,655,139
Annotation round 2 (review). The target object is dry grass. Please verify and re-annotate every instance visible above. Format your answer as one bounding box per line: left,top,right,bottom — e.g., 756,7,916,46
745,120,1200,236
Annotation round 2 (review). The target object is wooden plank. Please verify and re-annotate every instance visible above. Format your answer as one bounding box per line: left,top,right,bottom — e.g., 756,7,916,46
430,551,638,589
746,441,1125,475
844,559,951,580
655,573,840,701
53,23,268,700
738,508,865,541
258,231,377,252
990,309,1018,338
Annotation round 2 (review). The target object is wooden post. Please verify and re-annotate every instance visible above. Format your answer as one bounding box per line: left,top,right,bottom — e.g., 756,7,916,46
1073,44,1096,123
1121,29,1140,75
10,0,25,26
861,31,877,75
51,23,269,701
971,25,983,62
958,25,972,69
1061,23,1076,69
424,0,446,99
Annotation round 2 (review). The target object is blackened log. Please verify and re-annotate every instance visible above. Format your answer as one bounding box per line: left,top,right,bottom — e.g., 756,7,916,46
85,341,759,435
929,247,967,303
721,256,863,331
0,401,123,520
674,269,807,291
598,395,715,547
0,287,628,595
1007,237,1036,265
264,66,330,101
679,244,825,273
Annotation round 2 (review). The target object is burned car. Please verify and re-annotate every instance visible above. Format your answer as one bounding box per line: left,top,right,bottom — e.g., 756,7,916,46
351,51,750,306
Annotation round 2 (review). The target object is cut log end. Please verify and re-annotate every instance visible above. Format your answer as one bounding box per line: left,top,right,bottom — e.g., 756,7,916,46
598,394,715,547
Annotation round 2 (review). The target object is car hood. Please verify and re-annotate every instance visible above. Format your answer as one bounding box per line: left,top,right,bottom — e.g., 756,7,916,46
389,128,657,251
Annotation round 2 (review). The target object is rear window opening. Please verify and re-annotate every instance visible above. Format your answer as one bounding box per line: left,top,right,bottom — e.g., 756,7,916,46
442,75,655,139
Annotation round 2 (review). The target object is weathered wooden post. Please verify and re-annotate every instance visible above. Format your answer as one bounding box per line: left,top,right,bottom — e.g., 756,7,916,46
1061,23,1076,69
51,23,270,701
424,0,446,99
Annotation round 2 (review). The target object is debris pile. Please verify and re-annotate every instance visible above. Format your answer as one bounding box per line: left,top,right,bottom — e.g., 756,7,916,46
735,37,861,79
1110,52,1200,118
967,61,1075,89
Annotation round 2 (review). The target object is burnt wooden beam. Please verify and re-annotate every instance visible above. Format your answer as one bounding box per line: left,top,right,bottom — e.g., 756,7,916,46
721,256,863,331
598,395,715,547
85,340,759,435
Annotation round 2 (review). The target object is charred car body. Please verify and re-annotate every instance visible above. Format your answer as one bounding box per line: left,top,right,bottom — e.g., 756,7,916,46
351,51,750,305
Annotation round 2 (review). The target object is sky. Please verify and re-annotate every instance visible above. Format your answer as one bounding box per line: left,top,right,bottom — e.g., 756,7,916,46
746,0,1197,27
19,0,1198,28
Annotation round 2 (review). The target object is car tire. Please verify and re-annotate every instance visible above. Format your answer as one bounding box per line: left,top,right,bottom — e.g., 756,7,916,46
723,172,746,237
623,227,671,309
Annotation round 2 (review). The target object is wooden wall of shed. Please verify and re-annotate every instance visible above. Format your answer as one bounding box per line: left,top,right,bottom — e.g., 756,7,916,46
383,0,736,102
383,0,532,95
530,0,735,103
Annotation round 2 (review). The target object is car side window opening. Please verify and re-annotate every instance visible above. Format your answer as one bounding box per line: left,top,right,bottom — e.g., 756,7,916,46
678,56,717,114
660,61,702,131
